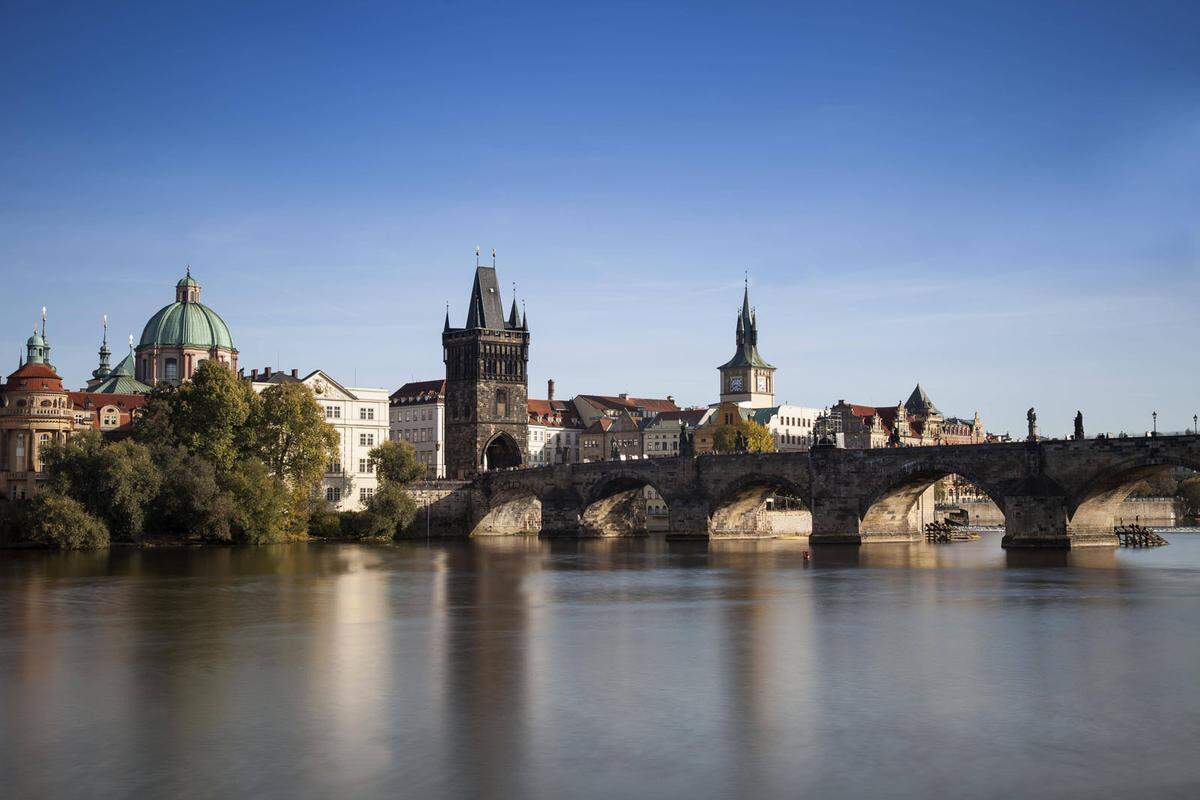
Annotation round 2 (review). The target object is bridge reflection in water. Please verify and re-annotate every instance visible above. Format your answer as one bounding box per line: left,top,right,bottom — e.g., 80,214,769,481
5,535,1192,798
430,434,1200,549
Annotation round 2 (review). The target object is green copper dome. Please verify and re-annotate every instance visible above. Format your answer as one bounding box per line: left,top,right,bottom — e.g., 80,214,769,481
139,302,234,349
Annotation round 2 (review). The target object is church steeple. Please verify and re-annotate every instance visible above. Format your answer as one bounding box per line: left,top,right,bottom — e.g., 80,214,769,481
92,314,112,381
718,277,775,408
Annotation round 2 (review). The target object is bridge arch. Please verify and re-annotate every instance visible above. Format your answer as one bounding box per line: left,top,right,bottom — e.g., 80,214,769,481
1067,451,1200,536
579,473,675,537
472,487,544,536
857,461,1008,542
707,473,812,538
481,432,522,471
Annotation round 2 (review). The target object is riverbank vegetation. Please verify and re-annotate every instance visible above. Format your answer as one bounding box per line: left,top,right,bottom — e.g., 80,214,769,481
0,361,422,550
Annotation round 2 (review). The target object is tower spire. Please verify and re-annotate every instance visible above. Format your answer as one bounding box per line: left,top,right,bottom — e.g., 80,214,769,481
443,301,451,332
93,314,112,381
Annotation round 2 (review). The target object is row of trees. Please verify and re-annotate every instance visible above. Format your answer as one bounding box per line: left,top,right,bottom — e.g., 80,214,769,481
4,360,423,549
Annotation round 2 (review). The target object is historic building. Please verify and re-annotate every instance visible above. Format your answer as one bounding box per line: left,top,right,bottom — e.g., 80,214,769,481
442,262,530,478
830,384,985,449
0,322,75,499
389,379,446,478
136,269,238,386
573,393,680,428
718,281,775,408
250,368,389,512
527,381,584,466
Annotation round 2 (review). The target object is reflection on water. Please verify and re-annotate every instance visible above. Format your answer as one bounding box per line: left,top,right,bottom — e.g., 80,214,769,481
3,533,1200,799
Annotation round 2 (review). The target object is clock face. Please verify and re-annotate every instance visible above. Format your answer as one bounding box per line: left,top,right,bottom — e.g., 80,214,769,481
729,376,744,392
756,374,767,392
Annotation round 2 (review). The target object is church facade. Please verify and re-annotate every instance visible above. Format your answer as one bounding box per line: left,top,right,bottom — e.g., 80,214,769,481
442,262,530,478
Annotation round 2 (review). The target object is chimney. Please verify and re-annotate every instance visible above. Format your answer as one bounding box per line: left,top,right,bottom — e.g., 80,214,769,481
619,392,629,400
291,368,298,378
548,378,555,401
667,395,674,404
263,366,271,378
251,369,259,381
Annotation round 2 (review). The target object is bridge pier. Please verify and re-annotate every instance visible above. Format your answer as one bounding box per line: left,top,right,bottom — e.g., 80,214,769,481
808,496,863,545
1000,494,1096,548
666,500,710,540
539,495,583,538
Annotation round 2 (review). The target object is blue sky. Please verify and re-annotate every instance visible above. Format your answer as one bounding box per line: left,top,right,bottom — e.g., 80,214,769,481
2,0,1197,437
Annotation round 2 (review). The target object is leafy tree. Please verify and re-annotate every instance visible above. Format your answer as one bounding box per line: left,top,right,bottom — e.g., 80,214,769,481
340,483,418,540
150,447,235,542
713,419,775,453
137,360,254,469
247,381,338,490
226,457,301,544
369,439,426,485
42,430,162,542
1131,472,1180,498
25,493,110,550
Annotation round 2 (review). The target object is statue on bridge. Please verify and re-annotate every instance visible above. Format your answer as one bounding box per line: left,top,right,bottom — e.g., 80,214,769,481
678,425,694,458
1027,407,1038,441
1074,411,1085,441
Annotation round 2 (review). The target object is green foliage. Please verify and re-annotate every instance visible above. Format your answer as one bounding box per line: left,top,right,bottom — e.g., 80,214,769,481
369,439,426,485
338,484,418,540
41,430,162,542
135,360,254,469
150,447,235,542
308,510,343,538
712,418,776,453
247,381,339,493
25,493,110,550
226,457,300,544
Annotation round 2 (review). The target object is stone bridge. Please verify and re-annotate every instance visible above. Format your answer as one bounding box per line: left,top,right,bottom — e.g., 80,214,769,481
425,435,1200,548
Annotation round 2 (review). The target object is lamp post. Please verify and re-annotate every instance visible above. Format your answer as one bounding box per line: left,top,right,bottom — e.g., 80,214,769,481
1194,414,1198,436
1152,411,1157,437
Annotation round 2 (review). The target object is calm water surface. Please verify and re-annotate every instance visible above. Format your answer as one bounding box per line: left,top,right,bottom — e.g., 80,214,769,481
2,533,1199,799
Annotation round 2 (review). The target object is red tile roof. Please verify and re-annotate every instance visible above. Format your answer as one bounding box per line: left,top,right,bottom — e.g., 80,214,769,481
577,394,680,414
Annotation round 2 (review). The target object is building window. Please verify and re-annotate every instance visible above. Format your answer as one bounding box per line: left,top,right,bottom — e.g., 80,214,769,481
164,358,179,381
360,433,375,447
325,487,342,502
495,389,508,418
360,487,375,502
360,407,375,420
327,461,341,474
359,458,375,474
325,405,341,419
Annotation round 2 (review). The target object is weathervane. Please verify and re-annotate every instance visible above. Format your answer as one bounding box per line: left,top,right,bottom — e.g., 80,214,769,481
475,246,481,267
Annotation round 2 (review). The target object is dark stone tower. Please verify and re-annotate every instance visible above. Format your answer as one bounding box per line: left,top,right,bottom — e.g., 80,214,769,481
443,264,530,478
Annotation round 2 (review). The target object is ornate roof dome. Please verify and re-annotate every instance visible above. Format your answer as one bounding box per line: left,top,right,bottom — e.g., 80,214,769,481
138,271,235,351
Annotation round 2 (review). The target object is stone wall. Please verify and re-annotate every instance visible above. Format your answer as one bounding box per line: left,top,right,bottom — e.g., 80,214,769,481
953,496,1182,527
404,481,474,537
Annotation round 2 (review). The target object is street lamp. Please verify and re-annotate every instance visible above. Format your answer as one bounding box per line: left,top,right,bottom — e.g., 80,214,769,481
1152,411,1157,436
1194,414,1198,436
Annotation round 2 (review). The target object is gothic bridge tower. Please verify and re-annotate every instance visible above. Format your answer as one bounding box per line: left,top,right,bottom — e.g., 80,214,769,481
443,258,529,478
718,280,775,408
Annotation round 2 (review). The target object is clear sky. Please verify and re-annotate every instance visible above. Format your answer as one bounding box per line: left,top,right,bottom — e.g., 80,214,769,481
2,1,1197,437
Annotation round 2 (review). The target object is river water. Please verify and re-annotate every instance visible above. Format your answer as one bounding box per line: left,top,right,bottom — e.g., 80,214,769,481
2,533,1199,799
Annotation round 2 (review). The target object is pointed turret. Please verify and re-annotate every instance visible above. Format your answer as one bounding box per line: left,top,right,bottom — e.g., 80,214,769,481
521,303,528,331
904,383,940,416
92,315,112,381
508,297,520,329
443,303,451,332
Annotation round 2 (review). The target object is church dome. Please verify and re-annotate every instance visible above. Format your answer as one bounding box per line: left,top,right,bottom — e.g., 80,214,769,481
138,271,235,350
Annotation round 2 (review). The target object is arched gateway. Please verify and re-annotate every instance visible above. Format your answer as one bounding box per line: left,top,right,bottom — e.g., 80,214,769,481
455,435,1200,548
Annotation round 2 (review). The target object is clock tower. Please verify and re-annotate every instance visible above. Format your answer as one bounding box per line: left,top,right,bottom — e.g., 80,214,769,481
718,281,775,408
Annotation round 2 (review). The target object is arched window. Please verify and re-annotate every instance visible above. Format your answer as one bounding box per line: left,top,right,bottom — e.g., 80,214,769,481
164,358,179,381
495,389,508,418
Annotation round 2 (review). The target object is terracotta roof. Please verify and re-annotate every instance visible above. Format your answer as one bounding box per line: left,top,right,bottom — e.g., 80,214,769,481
577,394,680,414
68,391,148,411
8,362,61,380
390,379,445,403
585,418,613,434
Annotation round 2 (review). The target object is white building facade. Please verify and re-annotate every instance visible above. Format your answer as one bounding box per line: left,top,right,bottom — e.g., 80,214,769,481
750,404,824,452
388,380,445,478
251,368,390,512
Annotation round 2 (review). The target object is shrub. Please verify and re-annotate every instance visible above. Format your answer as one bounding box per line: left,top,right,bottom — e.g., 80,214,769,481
309,510,343,538
26,493,110,550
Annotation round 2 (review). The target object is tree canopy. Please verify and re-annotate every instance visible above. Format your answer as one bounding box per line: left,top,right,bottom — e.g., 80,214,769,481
712,418,776,453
